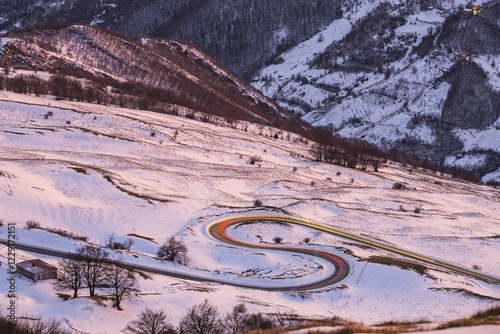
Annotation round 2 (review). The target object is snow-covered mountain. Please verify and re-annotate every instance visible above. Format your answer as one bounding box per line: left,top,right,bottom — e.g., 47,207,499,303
0,24,293,125
252,0,500,181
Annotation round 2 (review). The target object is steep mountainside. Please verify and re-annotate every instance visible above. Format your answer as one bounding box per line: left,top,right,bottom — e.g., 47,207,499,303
0,24,293,125
0,0,341,78
252,0,500,181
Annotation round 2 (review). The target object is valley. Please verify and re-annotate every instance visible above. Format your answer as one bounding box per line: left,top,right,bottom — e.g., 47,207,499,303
0,1,499,332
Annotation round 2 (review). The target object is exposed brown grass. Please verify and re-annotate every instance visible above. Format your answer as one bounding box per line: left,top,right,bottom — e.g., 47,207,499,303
473,305,500,319
133,270,152,280
127,233,156,243
244,306,500,333
366,256,432,278
437,305,500,329
43,226,88,242
55,293,71,301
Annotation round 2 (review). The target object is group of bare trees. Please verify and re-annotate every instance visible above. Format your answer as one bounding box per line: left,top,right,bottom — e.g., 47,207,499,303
0,315,72,334
55,245,139,310
310,128,384,172
55,238,188,309
308,125,483,182
125,300,300,334
311,142,383,171
107,233,135,251
0,73,108,103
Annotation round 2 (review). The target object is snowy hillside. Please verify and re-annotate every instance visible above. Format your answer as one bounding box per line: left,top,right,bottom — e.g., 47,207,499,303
0,92,499,333
0,24,285,125
2,1,499,181
252,0,500,181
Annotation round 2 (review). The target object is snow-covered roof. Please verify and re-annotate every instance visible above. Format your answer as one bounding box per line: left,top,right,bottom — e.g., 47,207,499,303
16,259,57,274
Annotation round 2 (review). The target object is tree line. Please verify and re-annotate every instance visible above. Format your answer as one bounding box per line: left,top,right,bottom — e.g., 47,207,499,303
0,70,483,182
0,70,307,136
308,126,482,182
0,72,107,104
0,72,211,119
311,139,383,171
0,299,318,334
125,300,306,334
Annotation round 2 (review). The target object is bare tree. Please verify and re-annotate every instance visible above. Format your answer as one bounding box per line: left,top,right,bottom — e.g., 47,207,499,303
107,259,140,310
106,232,117,249
124,308,175,334
178,299,223,334
124,237,135,251
157,237,189,265
77,245,110,297
223,304,250,334
54,255,84,298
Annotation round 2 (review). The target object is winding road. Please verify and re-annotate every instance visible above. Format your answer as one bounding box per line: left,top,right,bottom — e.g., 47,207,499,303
207,214,500,285
1,214,499,292
207,215,350,290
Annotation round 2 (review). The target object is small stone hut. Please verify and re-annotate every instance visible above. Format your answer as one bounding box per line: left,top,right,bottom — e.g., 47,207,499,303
16,259,57,282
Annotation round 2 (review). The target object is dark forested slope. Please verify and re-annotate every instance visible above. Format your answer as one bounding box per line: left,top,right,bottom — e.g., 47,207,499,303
0,0,341,77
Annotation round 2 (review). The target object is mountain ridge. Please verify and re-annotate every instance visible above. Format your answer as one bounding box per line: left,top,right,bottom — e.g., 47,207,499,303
0,23,295,127
0,0,341,78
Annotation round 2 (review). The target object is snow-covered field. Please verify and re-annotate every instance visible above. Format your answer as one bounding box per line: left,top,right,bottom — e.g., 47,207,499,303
0,92,499,333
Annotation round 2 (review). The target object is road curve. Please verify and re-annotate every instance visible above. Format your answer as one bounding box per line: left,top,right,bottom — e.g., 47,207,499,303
207,214,500,285
207,216,350,291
